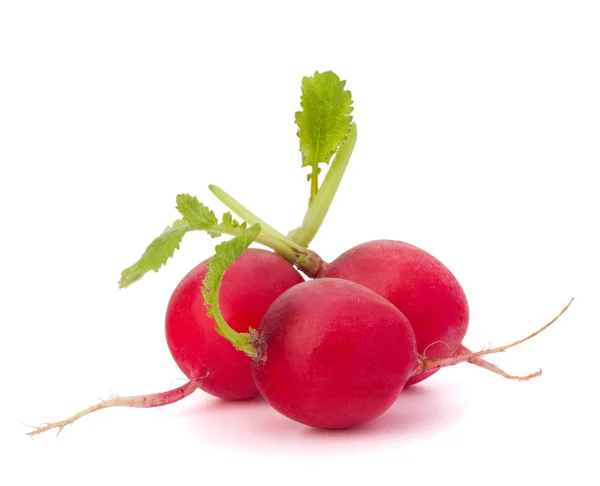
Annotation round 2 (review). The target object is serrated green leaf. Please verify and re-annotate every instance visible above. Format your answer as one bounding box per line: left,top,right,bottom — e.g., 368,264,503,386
176,193,219,231
295,71,354,169
221,211,247,230
120,195,262,289
202,223,262,317
119,219,189,288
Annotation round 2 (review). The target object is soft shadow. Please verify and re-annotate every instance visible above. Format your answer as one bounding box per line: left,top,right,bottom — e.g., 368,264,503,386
183,379,465,455
304,381,465,440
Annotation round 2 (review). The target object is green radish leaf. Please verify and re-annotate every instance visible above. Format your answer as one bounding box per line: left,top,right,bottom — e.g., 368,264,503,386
119,219,189,288
176,193,218,231
120,195,253,289
295,71,354,170
201,224,262,357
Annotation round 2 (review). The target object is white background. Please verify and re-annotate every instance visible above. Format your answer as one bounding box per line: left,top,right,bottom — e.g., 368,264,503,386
2,1,599,485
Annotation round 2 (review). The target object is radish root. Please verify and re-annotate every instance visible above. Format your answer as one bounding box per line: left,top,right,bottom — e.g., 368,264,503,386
25,375,207,437
416,298,574,378
459,345,541,381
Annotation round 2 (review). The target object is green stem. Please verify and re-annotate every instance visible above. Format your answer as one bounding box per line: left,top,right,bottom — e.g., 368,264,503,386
209,185,305,254
205,225,297,263
291,123,357,247
212,225,324,277
207,186,327,278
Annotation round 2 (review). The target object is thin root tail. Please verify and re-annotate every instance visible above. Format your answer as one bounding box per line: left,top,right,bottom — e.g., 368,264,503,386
459,345,542,381
25,376,206,437
417,297,574,377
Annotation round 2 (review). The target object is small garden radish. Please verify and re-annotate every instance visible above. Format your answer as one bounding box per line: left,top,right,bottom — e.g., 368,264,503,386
25,71,573,436
166,248,304,400
25,225,572,435
316,240,469,386
252,277,417,429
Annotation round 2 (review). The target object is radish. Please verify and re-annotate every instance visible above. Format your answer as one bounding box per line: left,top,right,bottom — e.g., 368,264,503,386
25,71,572,436
117,70,569,395
165,248,303,400
25,225,571,435
252,277,418,429
311,242,534,384
314,239,469,386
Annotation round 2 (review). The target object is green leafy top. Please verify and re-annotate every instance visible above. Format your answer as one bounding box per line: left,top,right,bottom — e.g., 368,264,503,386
118,71,354,289
118,194,247,288
295,71,354,183
201,224,262,357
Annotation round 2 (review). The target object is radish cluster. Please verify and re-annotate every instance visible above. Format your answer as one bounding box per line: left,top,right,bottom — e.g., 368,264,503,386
26,71,572,436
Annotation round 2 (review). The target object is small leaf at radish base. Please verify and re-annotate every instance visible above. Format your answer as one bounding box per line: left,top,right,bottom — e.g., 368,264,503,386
295,71,354,170
118,219,189,288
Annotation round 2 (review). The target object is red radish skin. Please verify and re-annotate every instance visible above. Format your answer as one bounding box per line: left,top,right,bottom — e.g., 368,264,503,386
318,240,469,386
166,248,304,400
252,278,418,429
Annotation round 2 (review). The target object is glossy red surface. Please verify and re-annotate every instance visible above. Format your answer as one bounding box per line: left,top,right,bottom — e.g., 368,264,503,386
253,278,417,429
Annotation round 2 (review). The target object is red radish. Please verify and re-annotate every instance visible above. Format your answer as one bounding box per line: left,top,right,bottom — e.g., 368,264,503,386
166,248,304,400
252,278,418,429
25,71,574,437
316,240,469,386
24,225,572,436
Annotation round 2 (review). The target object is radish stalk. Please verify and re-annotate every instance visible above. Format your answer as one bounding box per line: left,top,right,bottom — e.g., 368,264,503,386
208,184,304,254
290,123,357,247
